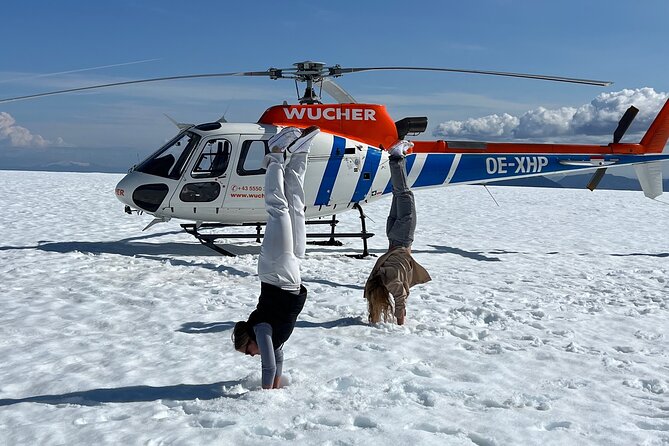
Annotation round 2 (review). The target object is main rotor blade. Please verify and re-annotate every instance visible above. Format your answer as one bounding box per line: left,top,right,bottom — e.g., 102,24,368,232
0,58,161,85
0,70,273,103
331,66,612,87
0,62,613,104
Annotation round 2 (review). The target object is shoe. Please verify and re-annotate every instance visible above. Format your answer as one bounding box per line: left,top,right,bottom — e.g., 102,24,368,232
268,127,302,153
301,125,320,138
396,308,406,325
287,126,320,154
388,140,414,158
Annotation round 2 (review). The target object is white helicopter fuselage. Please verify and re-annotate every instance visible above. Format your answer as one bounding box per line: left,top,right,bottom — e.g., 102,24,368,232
3,61,669,229
114,122,392,224
115,98,669,226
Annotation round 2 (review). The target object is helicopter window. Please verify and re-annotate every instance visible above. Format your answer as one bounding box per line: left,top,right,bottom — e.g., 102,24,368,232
135,131,201,180
179,182,221,202
192,138,231,178
237,140,269,176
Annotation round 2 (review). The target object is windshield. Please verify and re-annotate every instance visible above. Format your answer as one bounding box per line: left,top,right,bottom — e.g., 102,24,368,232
135,131,201,179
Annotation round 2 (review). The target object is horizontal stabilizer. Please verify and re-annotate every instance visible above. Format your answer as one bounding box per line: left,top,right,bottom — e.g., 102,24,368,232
634,162,664,199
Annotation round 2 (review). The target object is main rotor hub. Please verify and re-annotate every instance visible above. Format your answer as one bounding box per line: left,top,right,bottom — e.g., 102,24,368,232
292,61,326,80
291,61,328,104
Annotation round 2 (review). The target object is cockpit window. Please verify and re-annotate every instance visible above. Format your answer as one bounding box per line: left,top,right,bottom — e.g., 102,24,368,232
237,139,269,176
192,138,232,178
135,131,201,179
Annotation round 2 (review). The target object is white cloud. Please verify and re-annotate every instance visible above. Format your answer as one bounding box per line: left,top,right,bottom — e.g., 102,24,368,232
514,106,577,138
0,112,65,148
433,88,669,142
436,113,520,139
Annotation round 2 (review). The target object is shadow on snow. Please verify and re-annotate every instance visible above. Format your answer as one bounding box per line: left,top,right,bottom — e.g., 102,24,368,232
427,245,669,260
2,233,667,261
426,245,502,262
0,228,367,258
0,381,245,407
178,317,366,334
0,230,218,257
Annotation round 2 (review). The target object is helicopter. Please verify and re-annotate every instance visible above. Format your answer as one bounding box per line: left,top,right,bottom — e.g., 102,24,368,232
2,61,669,256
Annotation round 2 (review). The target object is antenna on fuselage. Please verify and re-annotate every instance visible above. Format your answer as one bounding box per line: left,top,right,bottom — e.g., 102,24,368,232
483,185,500,207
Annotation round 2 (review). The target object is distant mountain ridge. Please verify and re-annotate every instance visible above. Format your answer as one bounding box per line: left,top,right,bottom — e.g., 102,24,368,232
0,146,666,192
491,172,668,192
0,146,140,174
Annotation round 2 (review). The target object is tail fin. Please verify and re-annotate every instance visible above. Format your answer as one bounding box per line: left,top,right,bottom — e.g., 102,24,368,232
640,98,669,153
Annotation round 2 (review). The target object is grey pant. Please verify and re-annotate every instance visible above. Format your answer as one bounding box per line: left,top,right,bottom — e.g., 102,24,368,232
386,156,415,248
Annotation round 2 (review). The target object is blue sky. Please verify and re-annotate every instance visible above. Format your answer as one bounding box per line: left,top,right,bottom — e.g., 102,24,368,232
1,0,669,171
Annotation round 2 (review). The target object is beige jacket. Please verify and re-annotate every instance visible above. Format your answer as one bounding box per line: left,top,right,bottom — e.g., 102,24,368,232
364,247,431,317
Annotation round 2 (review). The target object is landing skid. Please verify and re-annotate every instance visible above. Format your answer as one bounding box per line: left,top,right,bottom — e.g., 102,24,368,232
181,204,374,258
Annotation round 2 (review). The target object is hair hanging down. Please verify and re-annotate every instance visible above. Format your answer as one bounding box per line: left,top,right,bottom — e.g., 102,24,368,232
232,321,251,350
366,277,394,324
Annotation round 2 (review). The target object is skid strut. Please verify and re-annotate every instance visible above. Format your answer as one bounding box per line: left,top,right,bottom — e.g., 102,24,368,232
181,204,374,257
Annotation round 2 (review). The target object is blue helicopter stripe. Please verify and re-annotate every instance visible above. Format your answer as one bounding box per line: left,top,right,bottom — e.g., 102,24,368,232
446,153,669,184
412,154,455,188
351,147,382,202
383,154,417,194
315,135,346,206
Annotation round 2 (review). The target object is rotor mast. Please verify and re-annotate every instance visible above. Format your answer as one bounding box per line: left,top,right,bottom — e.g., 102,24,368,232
285,60,348,105
292,61,327,105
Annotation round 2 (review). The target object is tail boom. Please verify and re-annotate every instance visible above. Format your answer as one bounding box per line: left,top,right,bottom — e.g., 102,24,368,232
412,140,647,155
412,98,669,156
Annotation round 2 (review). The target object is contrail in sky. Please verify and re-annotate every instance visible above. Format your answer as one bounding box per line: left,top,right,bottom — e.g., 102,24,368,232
0,58,161,84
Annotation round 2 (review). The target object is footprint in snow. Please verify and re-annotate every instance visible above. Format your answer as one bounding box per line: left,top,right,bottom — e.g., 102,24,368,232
354,343,389,352
410,425,499,446
636,421,669,432
322,337,341,346
353,415,378,429
613,345,636,353
409,422,459,435
198,418,236,429
410,364,433,378
544,421,572,431
623,378,668,394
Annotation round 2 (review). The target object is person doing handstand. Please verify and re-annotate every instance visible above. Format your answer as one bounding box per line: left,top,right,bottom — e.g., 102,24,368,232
232,125,319,389
364,140,431,325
